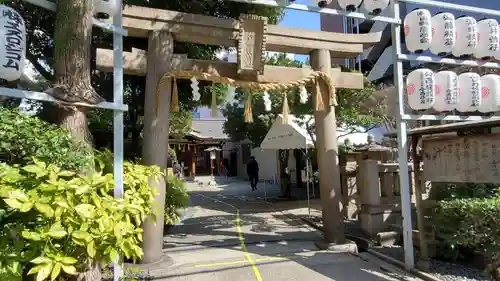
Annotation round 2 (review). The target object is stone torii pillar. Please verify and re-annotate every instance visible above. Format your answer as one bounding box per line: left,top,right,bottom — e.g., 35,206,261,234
141,30,173,264
311,49,354,250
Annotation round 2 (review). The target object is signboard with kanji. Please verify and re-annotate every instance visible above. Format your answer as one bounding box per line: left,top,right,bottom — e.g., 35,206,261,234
422,134,500,183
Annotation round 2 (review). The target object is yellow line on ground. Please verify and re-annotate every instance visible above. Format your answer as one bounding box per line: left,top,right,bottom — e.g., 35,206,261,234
194,260,248,268
236,213,264,281
192,192,264,281
194,255,296,268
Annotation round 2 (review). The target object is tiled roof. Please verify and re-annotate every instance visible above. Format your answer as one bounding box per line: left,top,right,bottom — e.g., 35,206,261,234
190,118,228,140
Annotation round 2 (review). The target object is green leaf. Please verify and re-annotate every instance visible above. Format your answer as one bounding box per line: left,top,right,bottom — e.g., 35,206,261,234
61,265,77,275
60,257,77,265
35,203,54,217
35,263,52,281
27,264,44,275
31,257,52,265
22,231,42,241
58,170,75,177
50,263,61,281
72,230,91,243
23,164,48,179
74,204,95,218
87,240,96,258
19,202,34,212
3,198,22,209
47,224,67,239
109,248,118,261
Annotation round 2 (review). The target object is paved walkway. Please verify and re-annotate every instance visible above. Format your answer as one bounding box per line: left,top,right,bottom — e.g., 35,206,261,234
152,177,422,281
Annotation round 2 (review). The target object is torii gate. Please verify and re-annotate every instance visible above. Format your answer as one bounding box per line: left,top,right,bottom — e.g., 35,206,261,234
96,5,381,264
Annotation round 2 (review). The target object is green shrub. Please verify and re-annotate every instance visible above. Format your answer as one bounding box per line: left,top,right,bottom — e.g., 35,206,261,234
0,107,93,171
165,176,189,225
430,182,498,201
433,197,500,279
0,159,160,281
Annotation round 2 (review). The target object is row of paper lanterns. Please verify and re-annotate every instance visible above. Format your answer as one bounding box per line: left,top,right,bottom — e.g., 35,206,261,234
407,68,500,113
0,2,119,82
404,9,500,59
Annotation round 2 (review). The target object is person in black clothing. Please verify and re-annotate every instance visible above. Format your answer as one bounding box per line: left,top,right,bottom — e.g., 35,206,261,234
246,156,259,191
173,161,182,179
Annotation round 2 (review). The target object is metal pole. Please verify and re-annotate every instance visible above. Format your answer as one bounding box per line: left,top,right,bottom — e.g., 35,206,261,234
306,156,310,216
356,18,361,72
112,1,124,280
343,16,349,68
390,0,414,270
264,179,267,201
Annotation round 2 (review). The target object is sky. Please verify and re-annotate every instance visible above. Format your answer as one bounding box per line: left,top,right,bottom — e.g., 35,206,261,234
278,0,321,62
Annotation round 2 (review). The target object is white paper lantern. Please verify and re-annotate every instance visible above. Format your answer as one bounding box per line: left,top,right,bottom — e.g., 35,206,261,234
95,0,120,17
430,12,455,56
452,16,478,58
0,5,26,82
337,0,362,12
474,18,499,60
406,69,436,110
361,0,389,15
404,9,432,54
433,71,458,112
457,72,481,112
479,74,500,113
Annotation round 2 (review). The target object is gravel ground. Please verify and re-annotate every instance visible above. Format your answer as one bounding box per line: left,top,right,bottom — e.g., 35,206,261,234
429,260,488,281
306,215,490,281
371,245,488,281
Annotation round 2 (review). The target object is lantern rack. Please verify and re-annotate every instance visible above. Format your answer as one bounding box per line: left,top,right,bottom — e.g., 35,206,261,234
231,0,401,23
1,1,126,280
227,0,500,271
21,0,128,35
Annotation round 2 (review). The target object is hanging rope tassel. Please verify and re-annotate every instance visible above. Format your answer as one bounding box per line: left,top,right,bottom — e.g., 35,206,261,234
282,93,289,124
211,83,218,117
171,77,180,112
244,90,253,123
314,79,325,111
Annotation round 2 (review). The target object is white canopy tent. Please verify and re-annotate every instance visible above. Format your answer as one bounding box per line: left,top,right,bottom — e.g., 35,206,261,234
261,114,314,150
260,114,315,212
260,114,393,214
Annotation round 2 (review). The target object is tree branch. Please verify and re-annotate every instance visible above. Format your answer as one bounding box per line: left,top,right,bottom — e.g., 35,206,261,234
26,51,54,82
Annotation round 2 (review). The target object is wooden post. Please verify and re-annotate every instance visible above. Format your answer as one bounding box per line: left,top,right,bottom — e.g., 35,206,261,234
191,145,197,179
411,136,429,267
141,31,173,264
310,49,345,245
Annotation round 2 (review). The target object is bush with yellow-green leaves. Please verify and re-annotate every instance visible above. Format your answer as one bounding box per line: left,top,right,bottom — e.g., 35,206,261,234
0,159,160,281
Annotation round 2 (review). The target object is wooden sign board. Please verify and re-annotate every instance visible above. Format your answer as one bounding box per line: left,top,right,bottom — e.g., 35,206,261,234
422,134,500,183
237,14,267,76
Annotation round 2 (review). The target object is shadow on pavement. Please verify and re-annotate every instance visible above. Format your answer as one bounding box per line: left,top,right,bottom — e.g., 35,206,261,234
153,179,416,281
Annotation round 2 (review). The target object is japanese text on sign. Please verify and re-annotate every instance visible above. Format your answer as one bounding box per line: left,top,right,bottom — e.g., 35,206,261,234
1,8,25,72
423,134,500,183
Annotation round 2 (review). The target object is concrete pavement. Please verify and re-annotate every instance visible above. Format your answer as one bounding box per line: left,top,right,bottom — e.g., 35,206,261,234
150,177,423,281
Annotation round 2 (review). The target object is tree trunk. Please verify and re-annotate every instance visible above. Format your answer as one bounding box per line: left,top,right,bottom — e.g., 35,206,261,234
50,1,103,280
48,0,104,143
